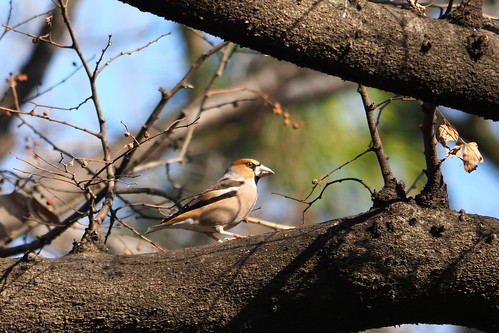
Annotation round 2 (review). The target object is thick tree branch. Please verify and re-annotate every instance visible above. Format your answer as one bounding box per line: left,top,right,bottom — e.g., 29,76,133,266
117,0,499,120
0,201,496,332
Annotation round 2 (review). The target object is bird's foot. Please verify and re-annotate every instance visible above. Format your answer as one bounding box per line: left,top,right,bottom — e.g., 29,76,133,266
222,233,247,241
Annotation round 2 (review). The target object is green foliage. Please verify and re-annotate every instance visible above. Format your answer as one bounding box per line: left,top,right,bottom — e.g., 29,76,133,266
193,83,427,221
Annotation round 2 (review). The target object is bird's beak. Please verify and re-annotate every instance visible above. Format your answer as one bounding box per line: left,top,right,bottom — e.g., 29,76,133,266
255,164,274,178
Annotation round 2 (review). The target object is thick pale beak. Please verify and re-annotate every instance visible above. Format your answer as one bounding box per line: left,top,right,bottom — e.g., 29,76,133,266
255,164,274,178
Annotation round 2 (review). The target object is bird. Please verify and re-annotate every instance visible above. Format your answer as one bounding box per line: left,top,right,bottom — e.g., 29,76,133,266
146,158,274,242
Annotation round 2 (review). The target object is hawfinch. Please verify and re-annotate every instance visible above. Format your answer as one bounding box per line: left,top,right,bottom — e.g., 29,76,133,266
146,158,274,242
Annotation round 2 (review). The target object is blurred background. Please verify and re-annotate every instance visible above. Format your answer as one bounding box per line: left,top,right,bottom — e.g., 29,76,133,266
0,2,497,332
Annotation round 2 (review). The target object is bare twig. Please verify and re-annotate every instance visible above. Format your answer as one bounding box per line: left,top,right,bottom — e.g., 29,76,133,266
245,217,295,231
111,216,167,253
59,0,115,234
172,42,235,164
115,187,177,202
0,184,110,257
303,148,372,201
1,24,68,48
0,0,14,41
95,33,170,76
119,40,231,175
357,85,405,205
302,177,374,219
273,177,374,224
405,170,425,195
94,116,192,179
421,104,441,181
8,73,21,111
358,85,396,187
415,103,449,208
0,106,100,137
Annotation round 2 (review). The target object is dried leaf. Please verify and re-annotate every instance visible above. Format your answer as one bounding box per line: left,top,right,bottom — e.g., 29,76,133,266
436,124,459,147
462,142,484,173
450,143,464,158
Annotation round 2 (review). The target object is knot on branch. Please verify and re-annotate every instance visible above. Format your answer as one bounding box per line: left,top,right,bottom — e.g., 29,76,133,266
466,32,489,61
415,176,449,209
371,179,406,208
69,230,108,255
445,0,486,29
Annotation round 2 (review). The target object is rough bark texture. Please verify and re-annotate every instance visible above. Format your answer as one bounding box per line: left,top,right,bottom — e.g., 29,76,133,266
117,0,499,120
0,201,497,332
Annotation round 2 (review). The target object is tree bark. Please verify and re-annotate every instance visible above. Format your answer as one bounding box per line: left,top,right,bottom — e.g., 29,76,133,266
117,0,499,121
0,201,497,332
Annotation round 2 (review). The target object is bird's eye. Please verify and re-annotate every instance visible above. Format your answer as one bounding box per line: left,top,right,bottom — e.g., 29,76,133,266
246,162,255,169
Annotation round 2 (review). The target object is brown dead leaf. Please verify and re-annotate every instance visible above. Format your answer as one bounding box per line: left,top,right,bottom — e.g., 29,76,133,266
462,142,484,173
436,124,459,148
451,143,464,158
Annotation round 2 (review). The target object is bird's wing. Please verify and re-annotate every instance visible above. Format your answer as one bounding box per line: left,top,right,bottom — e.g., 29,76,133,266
163,178,244,224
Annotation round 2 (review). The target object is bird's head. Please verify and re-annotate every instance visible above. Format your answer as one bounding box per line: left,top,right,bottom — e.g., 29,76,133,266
228,158,274,183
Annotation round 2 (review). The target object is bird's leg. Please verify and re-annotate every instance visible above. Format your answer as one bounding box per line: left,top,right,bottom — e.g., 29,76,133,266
215,226,246,240
204,233,223,243
406,0,426,15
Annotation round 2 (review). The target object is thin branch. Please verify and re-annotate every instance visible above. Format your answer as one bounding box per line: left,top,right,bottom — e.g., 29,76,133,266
357,85,397,187
303,148,372,201
110,216,167,253
415,102,449,208
14,114,93,172
421,103,441,182
1,7,54,32
117,40,231,176
95,33,171,77
171,42,235,164
0,106,100,137
303,177,374,214
93,35,113,76
8,74,21,111
0,0,14,41
0,184,112,257
1,24,68,48
273,177,374,224
115,187,177,202
405,170,425,195
24,61,88,102
245,217,295,231
92,116,193,180
59,0,115,233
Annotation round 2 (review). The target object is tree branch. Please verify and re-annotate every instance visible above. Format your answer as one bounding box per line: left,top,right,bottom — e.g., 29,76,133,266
416,103,449,208
0,1,79,159
0,201,496,332
358,85,406,205
117,0,499,120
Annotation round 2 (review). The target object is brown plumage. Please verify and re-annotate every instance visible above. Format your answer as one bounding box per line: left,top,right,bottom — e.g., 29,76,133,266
146,158,274,242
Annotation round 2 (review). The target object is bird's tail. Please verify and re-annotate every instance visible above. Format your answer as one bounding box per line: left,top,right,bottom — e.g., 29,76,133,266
145,222,170,234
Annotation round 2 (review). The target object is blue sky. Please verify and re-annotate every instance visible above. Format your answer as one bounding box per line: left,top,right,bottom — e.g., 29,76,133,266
2,1,497,221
